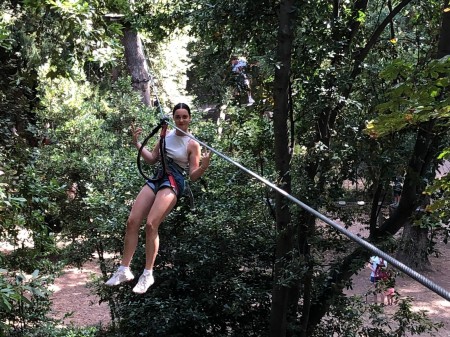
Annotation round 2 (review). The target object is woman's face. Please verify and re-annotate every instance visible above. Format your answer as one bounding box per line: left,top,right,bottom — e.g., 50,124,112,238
173,108,191,129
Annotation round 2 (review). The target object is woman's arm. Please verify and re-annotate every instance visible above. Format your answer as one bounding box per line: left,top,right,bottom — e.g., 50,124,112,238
136,142,159,165
132,124,159,165
188,140,211,182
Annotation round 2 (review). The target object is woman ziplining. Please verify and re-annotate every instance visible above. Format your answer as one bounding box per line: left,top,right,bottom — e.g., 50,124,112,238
104,100,450,301
105,102,212,294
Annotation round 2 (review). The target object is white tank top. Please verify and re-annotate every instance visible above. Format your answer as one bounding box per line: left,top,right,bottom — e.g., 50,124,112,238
164,130,190,170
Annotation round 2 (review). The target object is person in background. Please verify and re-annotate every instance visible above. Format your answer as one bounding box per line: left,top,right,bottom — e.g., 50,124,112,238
230,55,255,106
367,255,387,303
106,103,212,294
392,176,403,207
384,270,396,305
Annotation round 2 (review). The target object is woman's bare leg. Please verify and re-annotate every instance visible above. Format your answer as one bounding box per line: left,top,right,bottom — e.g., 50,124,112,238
144,188,177,270
121,185,155,267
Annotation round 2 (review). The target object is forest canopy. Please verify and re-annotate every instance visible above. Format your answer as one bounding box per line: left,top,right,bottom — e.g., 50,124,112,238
1,1,449,336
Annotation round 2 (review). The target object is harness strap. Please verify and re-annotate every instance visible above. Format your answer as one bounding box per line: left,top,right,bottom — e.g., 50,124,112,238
137,119,166,181
137,117,180,196
158,123,179,196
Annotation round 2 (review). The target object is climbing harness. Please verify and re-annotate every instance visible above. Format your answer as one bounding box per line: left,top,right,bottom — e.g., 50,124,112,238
137,117,179,193
137,117,194,207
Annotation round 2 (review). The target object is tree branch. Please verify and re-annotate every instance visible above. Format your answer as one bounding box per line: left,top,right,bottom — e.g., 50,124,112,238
351,0,415,79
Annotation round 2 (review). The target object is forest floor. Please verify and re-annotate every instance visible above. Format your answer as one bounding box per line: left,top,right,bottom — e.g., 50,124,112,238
344,238,450,337
48,235,450,336
48,259,111,328
3,227,449,335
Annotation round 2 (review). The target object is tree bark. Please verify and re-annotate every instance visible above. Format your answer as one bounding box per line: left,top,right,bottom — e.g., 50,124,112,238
391,125,441,270
396,219,432,271
381,0,450,236
121,28,152,106
437,0,450,59
379,121,437,235
269,1,298,336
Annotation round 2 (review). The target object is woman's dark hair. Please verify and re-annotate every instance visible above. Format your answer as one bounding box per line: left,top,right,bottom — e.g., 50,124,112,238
172,103,191,116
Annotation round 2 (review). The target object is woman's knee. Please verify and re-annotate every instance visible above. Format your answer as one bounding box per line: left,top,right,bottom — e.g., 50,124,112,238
145,221,159,235
126,217,141,233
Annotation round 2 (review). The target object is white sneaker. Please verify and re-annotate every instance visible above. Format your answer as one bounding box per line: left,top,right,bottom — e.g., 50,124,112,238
105,268,134,286
132,273,155,294
247,97,255,106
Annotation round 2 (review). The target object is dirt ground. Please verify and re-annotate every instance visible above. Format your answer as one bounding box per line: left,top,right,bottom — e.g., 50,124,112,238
48,240,450,336
49,162,450,332
3,229,446,334
339,217,450,337
49,260,111,328
345,239,450,337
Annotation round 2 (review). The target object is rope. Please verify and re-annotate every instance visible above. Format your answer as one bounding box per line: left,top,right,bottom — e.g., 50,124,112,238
136,116,169,181
166,120,450,302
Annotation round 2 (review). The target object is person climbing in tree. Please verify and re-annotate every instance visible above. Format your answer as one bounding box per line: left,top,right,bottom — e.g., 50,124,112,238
105,103,212,294
391,176,403,207
230,55,255,106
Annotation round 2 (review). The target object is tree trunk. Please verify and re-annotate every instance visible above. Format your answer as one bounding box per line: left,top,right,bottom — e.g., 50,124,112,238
388,126,441,269
396,220,432,271
386,0,450,269
121,28,152,106
436,0,450,59
269,1,298,336
379,121,436,235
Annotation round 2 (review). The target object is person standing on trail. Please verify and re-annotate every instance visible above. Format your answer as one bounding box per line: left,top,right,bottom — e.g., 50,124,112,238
105,103,212,294
367,256,387,303
384,270,396,305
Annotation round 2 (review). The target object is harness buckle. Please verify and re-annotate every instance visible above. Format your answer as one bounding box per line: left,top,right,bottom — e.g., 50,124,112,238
160,115,170,125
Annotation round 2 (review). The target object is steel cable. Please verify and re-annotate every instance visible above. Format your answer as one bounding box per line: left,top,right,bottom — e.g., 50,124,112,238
167,120,450,302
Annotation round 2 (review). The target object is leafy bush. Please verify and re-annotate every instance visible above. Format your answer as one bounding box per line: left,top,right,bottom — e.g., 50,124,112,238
0,269,58,336
312,295,443,337
10,325,102,337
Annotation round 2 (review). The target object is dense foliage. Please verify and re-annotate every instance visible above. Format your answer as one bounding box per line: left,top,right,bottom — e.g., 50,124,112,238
1,0,449,336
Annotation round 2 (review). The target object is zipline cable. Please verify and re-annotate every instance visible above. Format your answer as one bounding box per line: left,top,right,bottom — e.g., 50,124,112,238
140,50,450,302
166,120,450,302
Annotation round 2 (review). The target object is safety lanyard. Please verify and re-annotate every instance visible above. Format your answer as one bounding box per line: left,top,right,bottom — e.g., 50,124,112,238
137,117,179,195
